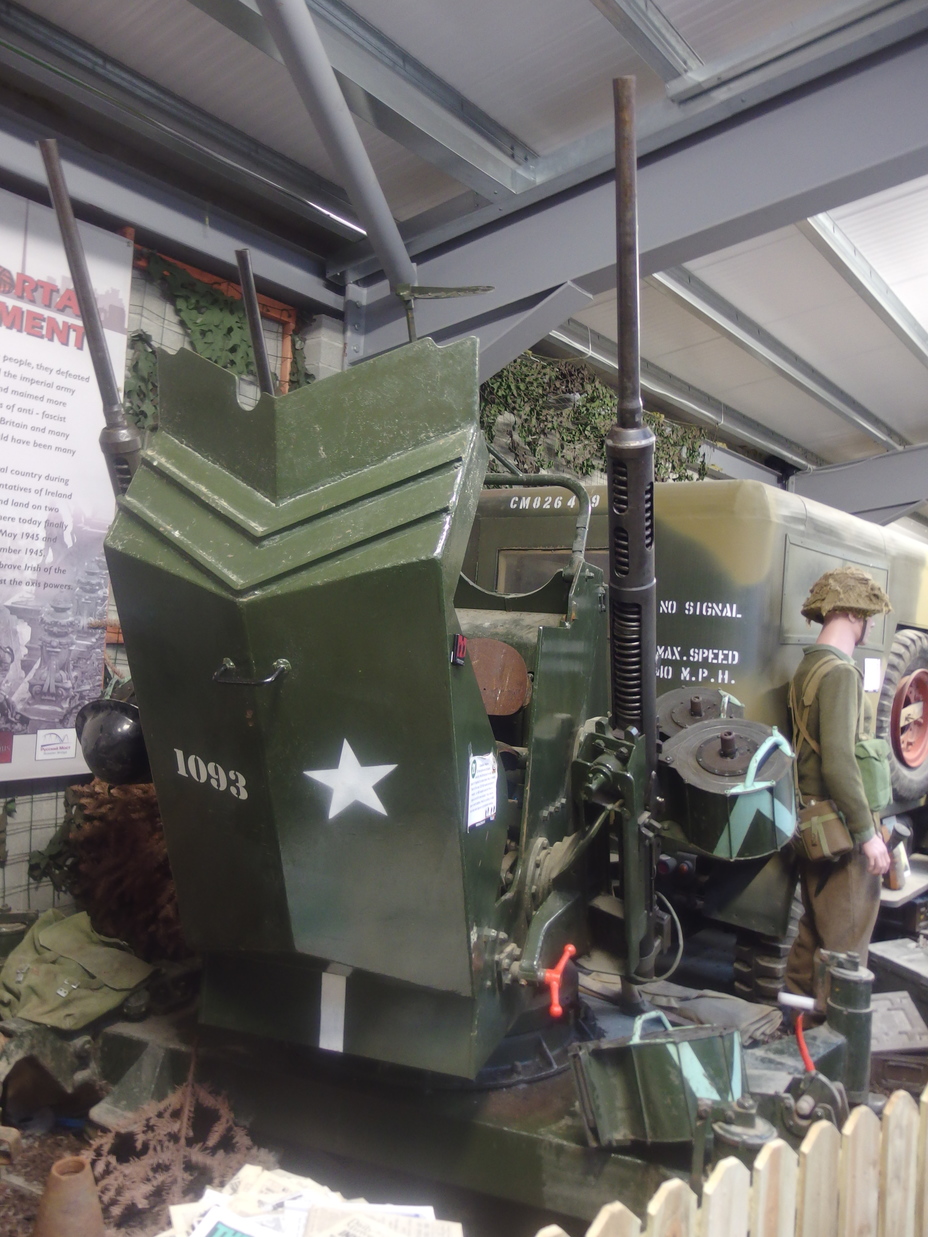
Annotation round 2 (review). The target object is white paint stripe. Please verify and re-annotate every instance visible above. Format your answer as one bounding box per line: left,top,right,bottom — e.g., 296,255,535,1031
670,1042,721,1101
319,964,352,1052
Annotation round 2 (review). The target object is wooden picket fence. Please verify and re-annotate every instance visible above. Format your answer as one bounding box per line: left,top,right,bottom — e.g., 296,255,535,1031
536,1086,928,1237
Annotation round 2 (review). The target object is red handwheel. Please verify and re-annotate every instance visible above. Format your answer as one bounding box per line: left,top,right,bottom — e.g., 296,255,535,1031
543,944,577,1018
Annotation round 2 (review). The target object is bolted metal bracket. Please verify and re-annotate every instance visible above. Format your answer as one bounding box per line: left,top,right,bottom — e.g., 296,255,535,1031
394,282,493,343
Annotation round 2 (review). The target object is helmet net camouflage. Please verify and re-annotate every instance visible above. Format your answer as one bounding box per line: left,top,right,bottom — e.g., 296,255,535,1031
801,565,892,624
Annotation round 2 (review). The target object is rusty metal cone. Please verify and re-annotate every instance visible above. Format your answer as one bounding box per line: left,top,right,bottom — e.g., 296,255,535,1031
32,1155,104,1237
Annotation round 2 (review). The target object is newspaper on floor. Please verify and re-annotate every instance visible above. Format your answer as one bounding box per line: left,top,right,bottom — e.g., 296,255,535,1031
159,1165,454,1237
187,1204,457,1237
188,1206,305,1237
285,1202,435,1221
169,1167,341,1237
304,1209,459,1237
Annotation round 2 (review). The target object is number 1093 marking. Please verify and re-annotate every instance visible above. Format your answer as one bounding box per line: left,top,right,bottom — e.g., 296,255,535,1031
173,748,248,799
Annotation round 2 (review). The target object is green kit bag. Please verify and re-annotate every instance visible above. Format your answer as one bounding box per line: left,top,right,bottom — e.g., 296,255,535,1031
855,736,892,812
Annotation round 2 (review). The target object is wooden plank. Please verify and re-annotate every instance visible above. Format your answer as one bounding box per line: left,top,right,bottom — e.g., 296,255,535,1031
467,637,530,715
700,1157,750,1237
918,1086,928,1237
797,1120,840,1237
838,1105,880,1237
646,1179,697,1237
750,1138,798,1237
586,1200,642,1237
879,1091,920,1237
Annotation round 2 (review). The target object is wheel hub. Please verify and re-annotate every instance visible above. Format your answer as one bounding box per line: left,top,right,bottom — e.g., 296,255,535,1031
890,668,928,767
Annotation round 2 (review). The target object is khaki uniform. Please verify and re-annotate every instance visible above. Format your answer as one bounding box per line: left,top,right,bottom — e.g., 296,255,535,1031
785,645,881,997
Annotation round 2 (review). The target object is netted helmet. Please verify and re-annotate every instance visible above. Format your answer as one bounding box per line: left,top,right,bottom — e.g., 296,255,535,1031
801,565,892,624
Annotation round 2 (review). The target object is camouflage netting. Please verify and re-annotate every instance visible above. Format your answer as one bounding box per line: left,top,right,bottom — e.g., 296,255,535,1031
480,352,708,481
801,565,893,624
89,1083,269,1236
30,780,189,963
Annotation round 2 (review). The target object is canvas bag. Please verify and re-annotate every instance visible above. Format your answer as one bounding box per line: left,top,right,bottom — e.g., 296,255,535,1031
0,908,152,1030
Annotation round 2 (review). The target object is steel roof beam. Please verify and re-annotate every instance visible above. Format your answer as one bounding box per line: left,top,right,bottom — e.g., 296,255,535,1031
3,0,926,285
186,0,537,197
333,0,928,280
547,318,822,471
798,213,928,372
0,109,344,312
650,268,907,450
584,0,700,81
348,38,928,359
0,0,364,239
470,283,593,383
666,0,920,101
700,443,783,486
789,442,928,523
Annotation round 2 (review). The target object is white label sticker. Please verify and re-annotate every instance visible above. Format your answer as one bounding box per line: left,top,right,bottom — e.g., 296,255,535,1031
34,728,77,761
863,657,882,693
319,963,351,1053
467,752,498,829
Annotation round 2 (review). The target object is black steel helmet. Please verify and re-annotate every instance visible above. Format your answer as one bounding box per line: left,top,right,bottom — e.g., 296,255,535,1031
75,698,151,785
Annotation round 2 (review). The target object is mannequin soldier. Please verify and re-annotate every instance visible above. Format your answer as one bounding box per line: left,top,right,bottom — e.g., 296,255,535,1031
785,566,892,998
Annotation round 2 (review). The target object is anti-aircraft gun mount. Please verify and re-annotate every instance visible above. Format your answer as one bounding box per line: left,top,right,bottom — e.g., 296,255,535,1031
61,325,877,1218
20,84,883,1225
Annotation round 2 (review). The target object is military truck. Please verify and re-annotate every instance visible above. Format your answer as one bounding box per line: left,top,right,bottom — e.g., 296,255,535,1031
464,476,928,995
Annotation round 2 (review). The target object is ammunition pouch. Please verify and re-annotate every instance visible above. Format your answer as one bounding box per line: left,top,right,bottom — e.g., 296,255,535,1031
796,799,854,862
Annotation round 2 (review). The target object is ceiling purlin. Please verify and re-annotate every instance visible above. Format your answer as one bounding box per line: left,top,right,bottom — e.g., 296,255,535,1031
186,0,539,199
798,213,928,373
652,267,908,451
585,0,701,81
548,317,823,470
0,0,363,239
330,0,928,280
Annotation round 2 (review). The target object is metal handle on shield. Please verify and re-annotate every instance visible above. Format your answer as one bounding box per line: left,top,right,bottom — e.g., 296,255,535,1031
212,658,291,685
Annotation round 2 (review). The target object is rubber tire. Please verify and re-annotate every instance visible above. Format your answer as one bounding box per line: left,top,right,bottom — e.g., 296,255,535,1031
876,628,928,801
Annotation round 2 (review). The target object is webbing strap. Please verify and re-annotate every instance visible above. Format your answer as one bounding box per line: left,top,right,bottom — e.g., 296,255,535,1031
789,653,843,759
789,651,864,810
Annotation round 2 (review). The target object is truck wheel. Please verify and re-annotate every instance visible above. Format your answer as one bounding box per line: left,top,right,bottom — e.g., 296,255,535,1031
876,629,928,801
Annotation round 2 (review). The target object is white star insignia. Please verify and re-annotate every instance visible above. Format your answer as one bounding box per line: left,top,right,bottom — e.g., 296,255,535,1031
304,740,397,820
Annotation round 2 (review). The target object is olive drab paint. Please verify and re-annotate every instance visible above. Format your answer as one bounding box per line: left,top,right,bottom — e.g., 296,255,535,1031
467,478,928,736
105,338,608,1079
465,477,928,941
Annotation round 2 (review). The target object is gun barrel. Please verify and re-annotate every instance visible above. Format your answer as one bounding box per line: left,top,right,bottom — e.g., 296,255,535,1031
38,139,141,495
235,249,277,397
606,79,657,779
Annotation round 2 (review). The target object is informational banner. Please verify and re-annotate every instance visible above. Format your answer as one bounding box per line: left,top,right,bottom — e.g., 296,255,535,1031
0,185,133,780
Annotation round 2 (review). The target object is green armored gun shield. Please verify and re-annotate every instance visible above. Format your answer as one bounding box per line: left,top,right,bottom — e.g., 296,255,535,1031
106,338,526,1078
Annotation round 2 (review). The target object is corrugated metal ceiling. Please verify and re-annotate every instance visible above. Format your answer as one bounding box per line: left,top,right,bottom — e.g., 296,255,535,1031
343,0,665,153
659,0,839,62
831,173,928,329
687,225,928,444
17,0,465,219
6,0,927,489
574,281,885,463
